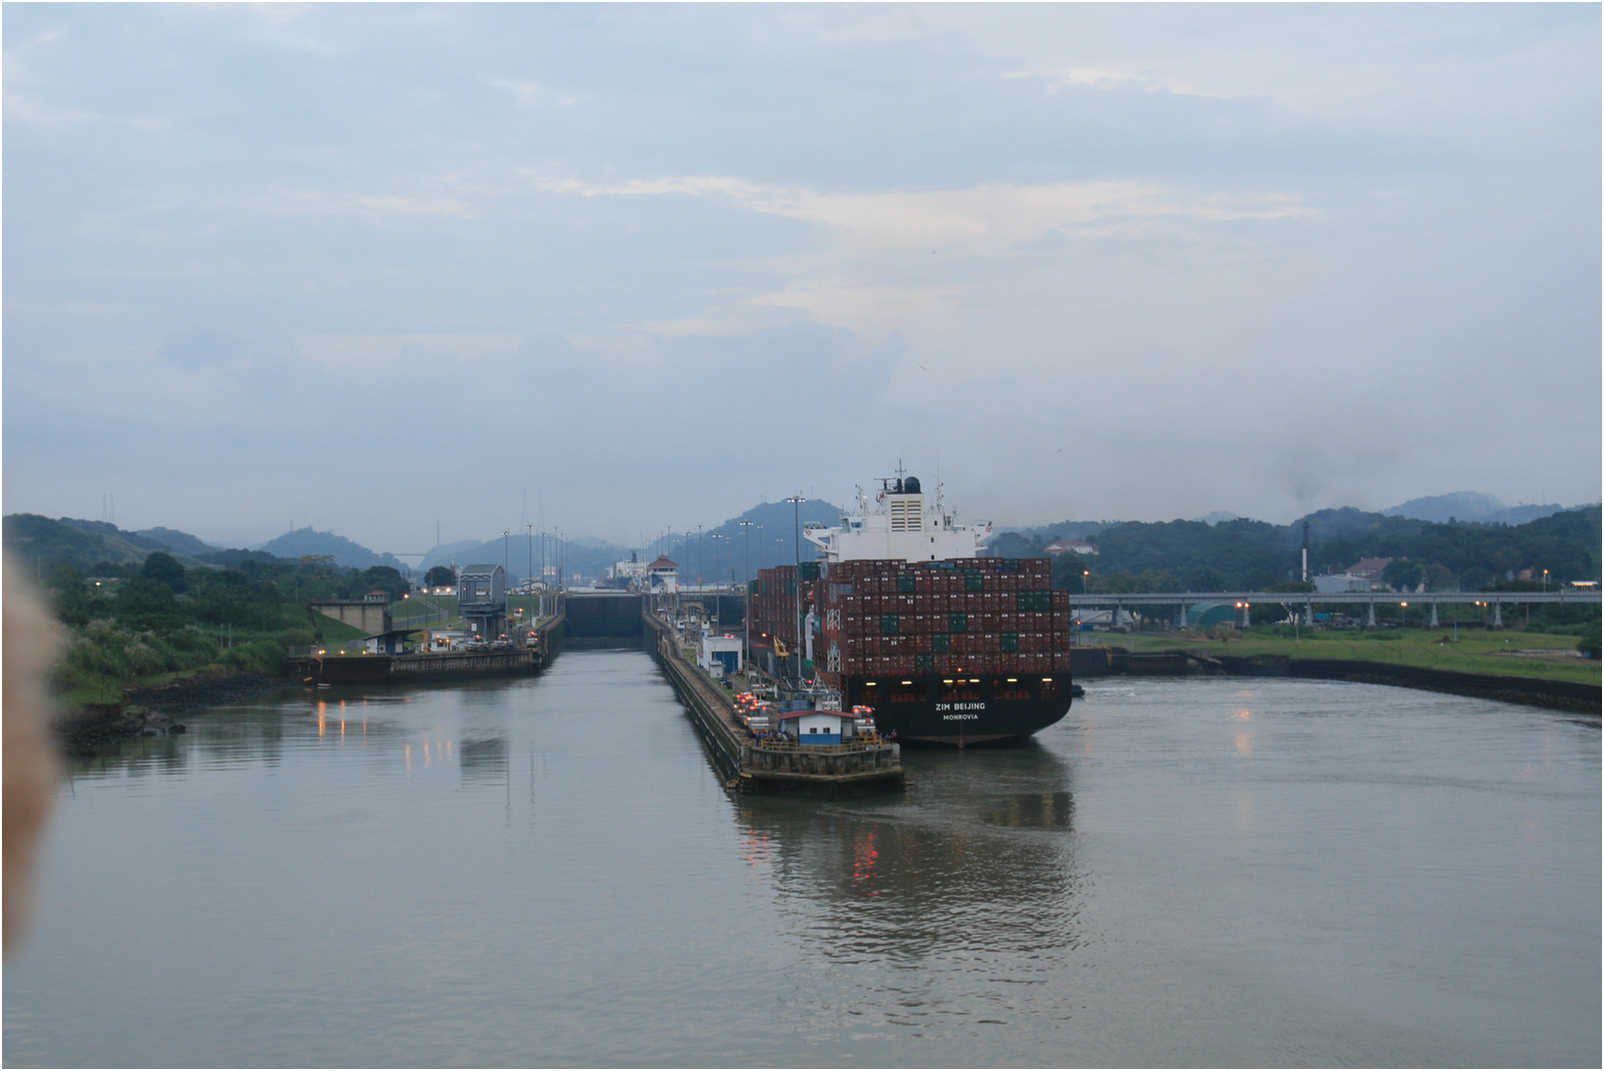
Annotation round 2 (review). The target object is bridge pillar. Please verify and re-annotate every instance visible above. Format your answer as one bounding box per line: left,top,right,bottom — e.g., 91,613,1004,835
1428,601,1439,628
1304,601,1313,627
1366,601,1377,628
1492,601,1503,629
1177,603,1187,629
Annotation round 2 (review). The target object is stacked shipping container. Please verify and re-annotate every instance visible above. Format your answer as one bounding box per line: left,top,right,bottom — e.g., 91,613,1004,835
747,562,818,654
752,557,1074,680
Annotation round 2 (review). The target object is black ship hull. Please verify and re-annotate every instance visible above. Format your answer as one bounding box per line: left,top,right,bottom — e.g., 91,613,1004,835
842,673,1072,747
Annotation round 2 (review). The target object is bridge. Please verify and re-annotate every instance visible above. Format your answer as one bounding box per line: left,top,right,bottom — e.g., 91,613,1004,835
1068,590,1602,628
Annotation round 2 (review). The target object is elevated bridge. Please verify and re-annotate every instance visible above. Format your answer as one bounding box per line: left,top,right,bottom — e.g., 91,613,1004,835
1069,589,1601,629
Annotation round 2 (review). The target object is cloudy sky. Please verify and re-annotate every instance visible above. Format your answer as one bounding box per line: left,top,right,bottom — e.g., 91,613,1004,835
4,4,1599,553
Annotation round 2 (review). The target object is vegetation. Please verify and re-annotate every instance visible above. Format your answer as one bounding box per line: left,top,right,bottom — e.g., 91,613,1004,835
1113,627,1602,687
1008,506,1602,595
23,552,419,708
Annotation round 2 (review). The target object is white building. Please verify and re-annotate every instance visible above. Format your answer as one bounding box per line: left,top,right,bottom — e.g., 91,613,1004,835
699,634,743,677
648,555,679,594
611,558,649,582
1044,539,1099,556
776,709,860,745
1314,573,1375,594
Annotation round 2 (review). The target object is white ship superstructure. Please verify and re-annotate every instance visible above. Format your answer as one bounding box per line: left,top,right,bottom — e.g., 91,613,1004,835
803,473,990,564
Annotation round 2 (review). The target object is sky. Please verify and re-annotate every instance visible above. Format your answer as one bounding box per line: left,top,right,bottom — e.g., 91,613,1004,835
4,3,1599,554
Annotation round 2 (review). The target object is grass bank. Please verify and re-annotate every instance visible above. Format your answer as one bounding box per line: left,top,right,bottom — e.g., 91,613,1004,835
53,609,368,708
1113,627,1600,687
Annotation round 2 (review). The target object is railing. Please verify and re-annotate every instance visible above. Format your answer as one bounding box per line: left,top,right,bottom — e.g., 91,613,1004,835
747,734,892,754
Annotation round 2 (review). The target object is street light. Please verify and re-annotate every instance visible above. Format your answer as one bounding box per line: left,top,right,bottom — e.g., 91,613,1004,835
785,494,806,685
738,520,756,666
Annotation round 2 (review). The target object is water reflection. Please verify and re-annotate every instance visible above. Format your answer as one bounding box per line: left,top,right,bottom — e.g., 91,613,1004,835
459,736,509,786
733,745,1084,970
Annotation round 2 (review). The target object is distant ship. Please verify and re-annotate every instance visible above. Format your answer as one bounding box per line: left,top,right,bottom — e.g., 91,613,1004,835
749,472,1073,746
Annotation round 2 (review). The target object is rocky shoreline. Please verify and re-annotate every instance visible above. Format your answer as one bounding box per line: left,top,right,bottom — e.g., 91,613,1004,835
54,673,288,758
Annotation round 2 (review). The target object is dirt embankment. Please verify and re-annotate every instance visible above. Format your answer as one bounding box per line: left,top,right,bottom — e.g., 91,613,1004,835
54,673,286,757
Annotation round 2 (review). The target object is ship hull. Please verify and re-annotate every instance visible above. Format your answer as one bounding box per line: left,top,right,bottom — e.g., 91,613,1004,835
841,673,1072,747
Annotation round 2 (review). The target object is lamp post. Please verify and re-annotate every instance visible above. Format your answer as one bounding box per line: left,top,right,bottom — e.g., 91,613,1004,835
739,520,755,665
525,522,535,621
785,494,806,685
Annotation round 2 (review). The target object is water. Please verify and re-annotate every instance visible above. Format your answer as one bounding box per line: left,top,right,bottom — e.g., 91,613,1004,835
5,651,1598,1067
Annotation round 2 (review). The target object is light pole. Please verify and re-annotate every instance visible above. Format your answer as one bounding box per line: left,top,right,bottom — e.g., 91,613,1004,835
739,520,755,665
785,494,805,685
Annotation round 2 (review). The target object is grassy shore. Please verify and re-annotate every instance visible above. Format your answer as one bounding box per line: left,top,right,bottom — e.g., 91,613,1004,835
1112,627,1600,687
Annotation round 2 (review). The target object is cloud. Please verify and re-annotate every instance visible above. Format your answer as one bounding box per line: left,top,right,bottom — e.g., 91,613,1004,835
1004,64,1246,101
247,188,474,220
294,333,525,376
3,91,102,126
536,174,1312,254
485,77,581,111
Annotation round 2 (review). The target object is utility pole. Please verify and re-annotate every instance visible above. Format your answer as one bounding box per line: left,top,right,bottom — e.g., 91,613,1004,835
786,494,806,685
739,519,755,666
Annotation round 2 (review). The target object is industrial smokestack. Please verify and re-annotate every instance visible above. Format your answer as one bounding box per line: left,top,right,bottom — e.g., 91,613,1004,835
1301,520,1310,583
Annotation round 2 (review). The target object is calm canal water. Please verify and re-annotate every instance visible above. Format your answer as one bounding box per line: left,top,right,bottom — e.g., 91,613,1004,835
5,650,1599,1067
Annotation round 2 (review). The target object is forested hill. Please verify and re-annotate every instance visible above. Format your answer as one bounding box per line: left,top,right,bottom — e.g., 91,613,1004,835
256,528,407,572
990,506,1601,592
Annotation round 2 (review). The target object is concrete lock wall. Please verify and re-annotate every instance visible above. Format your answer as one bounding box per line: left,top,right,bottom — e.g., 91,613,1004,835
308,601,390,635
565,594,646,638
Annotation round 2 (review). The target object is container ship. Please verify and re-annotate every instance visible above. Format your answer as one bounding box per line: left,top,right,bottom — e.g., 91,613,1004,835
748,473,1073,746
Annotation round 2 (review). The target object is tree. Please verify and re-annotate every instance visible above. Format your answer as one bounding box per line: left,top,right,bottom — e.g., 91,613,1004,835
424,565,456,588
115,577,180,629
140,551,187,592
1381,559,1426,592
347,565,409,600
